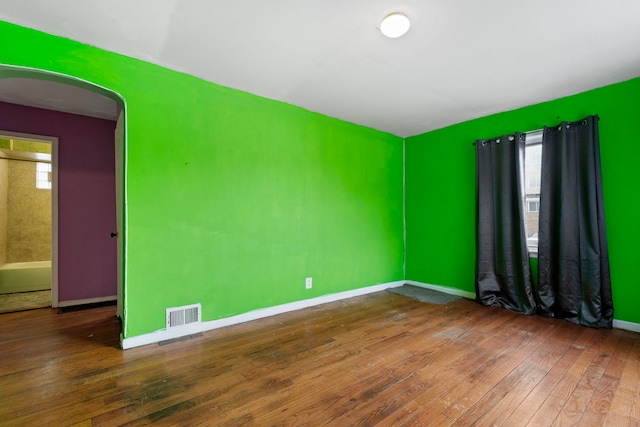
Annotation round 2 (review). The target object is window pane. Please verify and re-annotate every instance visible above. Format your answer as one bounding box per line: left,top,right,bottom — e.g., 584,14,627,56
36,162,52,189
524,136,541,252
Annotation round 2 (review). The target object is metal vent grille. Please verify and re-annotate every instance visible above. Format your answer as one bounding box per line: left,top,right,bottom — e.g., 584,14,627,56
166,304,201,328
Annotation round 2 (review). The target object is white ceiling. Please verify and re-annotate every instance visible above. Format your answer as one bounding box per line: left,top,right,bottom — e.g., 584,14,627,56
1,0,639,137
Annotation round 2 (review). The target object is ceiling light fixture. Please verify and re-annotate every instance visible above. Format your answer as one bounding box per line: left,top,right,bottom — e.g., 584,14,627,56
380,13,411,38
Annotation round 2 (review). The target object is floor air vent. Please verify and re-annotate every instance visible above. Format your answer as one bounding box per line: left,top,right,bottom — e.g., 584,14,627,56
166,304,201,328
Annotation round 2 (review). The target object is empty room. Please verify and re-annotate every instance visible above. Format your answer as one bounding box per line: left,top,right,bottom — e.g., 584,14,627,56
1,1,639,425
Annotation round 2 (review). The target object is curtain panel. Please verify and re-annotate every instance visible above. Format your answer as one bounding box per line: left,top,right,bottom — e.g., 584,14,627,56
537,115,613,328
475,115,613,328
475,133,537,315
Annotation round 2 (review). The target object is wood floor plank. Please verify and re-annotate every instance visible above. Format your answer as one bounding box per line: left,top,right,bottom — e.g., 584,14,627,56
279,301,481,398
459,329,578,427
578,329,630,426
502,344,583,426
441,316,577,422
420,316,552,418
0,291,638,426
627,338,640,424
526,326,613,426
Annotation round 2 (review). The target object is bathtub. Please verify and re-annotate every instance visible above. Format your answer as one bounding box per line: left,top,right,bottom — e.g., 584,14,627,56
0,261,52,294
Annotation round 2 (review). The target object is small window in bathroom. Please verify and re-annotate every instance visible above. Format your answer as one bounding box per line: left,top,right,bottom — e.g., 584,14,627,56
36,162,52,189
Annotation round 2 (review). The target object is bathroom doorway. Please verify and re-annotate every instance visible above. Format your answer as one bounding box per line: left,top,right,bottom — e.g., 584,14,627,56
0,132,56,313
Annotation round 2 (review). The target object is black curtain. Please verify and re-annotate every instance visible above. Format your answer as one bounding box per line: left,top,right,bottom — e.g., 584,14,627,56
537,116,613,328
475,133,537,315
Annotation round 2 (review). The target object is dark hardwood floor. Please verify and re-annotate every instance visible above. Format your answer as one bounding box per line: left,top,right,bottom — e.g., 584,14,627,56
1,291,639,426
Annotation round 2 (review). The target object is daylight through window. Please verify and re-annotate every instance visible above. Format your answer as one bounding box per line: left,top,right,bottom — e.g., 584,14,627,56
36,162,52,189
524,131,542,254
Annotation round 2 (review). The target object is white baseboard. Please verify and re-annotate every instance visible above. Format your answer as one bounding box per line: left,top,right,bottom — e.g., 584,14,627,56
121,280,405,350
613,319,640,333
58,295,117,307
404,281,640,333
119,279,639,350
404,280,476,300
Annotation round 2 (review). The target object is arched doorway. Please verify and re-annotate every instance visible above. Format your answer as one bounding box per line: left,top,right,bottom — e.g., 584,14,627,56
0,65,126,325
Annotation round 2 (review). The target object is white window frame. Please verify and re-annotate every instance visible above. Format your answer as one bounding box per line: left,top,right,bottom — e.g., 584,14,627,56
524,131,542,256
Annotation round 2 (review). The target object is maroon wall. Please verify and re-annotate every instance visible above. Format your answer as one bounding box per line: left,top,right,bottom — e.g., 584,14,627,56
0,101,117,303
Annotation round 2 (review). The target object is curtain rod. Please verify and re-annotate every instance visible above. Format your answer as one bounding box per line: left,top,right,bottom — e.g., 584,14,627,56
470,114,598,146
472,128,544,146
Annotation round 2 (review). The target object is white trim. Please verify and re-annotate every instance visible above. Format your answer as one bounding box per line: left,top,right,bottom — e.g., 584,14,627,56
58,295,117,307
405,281,640,333
121,281,405,350
404,280,476,300
613,319,640,334
51,136,59,308
118,278,640,349
115,110,125,320
0,64,126,105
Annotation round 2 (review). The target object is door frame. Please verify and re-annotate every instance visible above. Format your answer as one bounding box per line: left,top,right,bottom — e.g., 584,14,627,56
0,130,59,306
115,110,124,319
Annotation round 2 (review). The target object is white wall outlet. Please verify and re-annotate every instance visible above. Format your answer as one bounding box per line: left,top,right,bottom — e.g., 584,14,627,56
305,277,313,289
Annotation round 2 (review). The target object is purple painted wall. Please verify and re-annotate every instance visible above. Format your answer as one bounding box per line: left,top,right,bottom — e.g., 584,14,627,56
0,101,117,303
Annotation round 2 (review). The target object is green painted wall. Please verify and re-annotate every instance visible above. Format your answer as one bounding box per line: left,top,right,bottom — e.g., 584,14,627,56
4,18,638,335
0,21,404,338
406,77,640,325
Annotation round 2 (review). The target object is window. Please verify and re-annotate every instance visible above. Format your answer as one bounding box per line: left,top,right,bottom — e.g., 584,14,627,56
524,131,542,254
36,162,52,189
527,176,541,190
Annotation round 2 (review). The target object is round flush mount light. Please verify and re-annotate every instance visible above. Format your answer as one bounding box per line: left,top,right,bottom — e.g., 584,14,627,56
380,13,411,38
